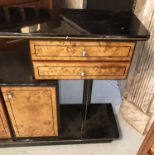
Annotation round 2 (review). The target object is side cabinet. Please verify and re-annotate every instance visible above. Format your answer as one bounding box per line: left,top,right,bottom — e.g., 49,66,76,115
0,97,11,139
1,87,58,138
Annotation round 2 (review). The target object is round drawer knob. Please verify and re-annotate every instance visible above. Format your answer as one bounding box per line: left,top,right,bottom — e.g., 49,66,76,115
8,92,14,100
82,50,87,56
80,71,85,77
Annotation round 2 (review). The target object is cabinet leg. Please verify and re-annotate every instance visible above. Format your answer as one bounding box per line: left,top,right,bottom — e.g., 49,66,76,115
81,80,93,137
82,79,93,120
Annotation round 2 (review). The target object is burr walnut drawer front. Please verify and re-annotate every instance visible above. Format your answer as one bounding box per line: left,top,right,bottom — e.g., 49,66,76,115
30,40,135,61
33,62,130,80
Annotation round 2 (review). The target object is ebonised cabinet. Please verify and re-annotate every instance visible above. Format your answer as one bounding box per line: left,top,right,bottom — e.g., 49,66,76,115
0,6,149,146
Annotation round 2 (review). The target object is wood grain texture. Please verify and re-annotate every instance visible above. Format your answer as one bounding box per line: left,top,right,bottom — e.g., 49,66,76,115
0,0,38,6
33,61,130,80
137,123,154,155
120,0,153,134
0,97,11,139
30,40,135,61
151,144,154,155
0,0,53,8
124,16,154,113
38,0,53,9
1,87,58,138
120,100,150,134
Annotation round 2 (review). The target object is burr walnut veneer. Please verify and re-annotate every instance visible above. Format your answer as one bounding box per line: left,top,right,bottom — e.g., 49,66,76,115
1,87,58,138
30,41,135,61
30,40,135,80
33,61,130,80
0,97,11,139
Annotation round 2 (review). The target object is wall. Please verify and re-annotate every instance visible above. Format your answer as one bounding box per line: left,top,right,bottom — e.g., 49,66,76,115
120,0,154,134
59,0,136,10
59,80,122,113
59,0,83,8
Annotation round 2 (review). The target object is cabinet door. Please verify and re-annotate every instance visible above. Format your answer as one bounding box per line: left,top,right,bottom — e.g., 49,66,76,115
1,87,58,138
0,97,11,139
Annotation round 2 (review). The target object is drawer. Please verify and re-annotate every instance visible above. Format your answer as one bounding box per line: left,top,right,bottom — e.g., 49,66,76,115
33,62,130,80
30,40,135,61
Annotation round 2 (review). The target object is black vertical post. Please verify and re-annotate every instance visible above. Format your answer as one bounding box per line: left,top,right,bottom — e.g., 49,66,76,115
82,79,93,120
81,79,93,137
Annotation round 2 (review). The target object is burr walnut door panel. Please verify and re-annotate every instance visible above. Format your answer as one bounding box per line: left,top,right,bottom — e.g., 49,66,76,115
1,87,58,138
0,97,11,139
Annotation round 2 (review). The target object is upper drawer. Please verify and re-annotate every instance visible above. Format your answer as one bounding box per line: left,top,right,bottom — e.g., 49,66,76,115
30,40,135,61
33,61,130,80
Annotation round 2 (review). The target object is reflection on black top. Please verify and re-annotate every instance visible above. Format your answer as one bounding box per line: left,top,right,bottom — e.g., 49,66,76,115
0,6,150,40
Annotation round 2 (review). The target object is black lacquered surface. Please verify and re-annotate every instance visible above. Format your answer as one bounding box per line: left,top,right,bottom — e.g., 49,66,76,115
62,9,149,40
87,0,135,12
83,104,119,139
0,40,57,86
0,6,149,40
0,104,119,147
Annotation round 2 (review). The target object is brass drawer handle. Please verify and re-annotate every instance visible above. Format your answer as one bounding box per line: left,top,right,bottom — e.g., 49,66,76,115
80,71,85,77
82,50,87,56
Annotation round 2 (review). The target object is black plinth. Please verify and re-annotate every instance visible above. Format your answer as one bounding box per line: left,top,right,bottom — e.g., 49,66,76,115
82,104,119,141
0,104,119,147
59,104,119,142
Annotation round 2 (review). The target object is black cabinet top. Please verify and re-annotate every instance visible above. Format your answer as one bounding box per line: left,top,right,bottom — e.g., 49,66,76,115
87,0,135,12
0,7,149,41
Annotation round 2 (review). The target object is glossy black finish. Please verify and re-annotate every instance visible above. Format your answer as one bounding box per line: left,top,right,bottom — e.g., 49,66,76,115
83,104,119,140
0,104,118,147
83,80,93,106
0,39,57,86
59,105,82,140
87,0,135,12
0,7,149,40
0,7,54,30
62,9,149,40
82,80,93,120
82,79,93,138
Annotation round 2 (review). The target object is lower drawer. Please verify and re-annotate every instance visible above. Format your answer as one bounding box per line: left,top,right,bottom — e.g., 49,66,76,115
33,62,130,80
